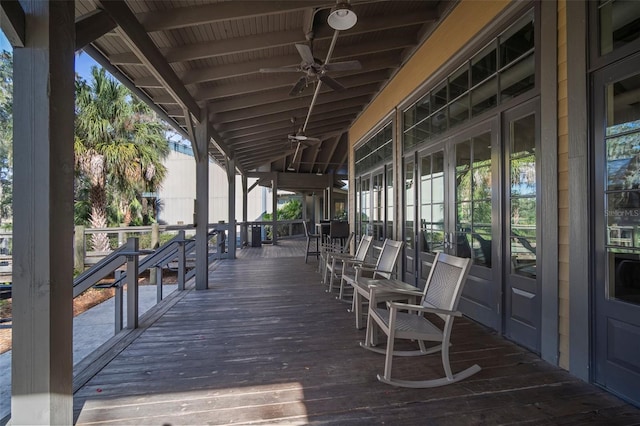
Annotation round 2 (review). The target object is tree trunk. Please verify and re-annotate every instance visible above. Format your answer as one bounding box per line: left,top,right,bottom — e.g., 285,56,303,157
87,154,110,252
89,186,110,252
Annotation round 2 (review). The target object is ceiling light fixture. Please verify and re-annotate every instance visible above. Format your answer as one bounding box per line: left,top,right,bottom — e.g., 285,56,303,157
327,2,357,31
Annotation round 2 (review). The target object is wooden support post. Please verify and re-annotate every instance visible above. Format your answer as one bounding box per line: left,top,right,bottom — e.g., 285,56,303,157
195,106,209,290
11,1,75,423
114,270,123,333
74,225,85,272
227,158,236,258
242,175,248,247
156,266,163,303
149,222,159,285
151,222,159,248
272,174,278,244
126,238,139,329
177,230,186,291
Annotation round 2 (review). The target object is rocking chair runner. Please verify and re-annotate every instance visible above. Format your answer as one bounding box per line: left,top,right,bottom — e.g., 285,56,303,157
361,252,481,388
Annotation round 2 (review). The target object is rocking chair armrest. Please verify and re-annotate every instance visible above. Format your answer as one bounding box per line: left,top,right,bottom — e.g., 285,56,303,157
386,301,462,317
354,266,391,279
368,285,422,298
345,259,373,268
331,253,355,260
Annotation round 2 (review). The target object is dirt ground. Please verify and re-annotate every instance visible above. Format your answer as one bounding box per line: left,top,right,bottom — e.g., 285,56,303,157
0,270,178,354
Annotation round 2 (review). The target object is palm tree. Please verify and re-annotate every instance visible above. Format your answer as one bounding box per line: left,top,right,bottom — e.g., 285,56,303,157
75,67,169,251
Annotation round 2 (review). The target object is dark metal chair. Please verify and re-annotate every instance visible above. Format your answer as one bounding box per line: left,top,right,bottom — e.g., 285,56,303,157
303,221,321,263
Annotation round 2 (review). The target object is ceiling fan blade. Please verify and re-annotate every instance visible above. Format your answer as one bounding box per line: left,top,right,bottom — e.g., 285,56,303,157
319,74,345,92
289,76,307,96
259,66,300,73
295,43,315,65
300,138,321,146
323,60,362,72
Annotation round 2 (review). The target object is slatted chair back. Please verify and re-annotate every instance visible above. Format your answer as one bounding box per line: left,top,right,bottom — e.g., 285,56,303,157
421,252,471,321
372,239,403,279
354,235,373,262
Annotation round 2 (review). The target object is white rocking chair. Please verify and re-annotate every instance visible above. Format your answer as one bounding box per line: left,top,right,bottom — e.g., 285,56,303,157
325,235,372,296
343,238,403,327
361,252,481,388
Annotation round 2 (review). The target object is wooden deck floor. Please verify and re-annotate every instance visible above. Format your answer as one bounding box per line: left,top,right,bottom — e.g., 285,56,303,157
73,249,640,425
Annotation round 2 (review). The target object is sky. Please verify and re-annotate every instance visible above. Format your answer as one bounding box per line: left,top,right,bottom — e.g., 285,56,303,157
1,30,99,80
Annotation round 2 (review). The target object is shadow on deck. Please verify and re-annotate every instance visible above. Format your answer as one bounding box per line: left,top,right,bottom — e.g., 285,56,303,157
73,249,640,425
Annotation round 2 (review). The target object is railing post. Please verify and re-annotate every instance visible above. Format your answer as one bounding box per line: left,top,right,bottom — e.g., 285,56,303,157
177,230,186,291
151,222,159,248
156,266,163,303
149,225,159,286
114,270,124,333
126,237,139,329
74,225,85,272
118,225,126,247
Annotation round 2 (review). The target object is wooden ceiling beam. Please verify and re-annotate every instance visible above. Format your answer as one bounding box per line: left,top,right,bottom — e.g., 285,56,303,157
75,10,116,50
107,14,429,65
194,55,398,100
138,1,329,32
212,83,379,122
0,0,25,47
221,107,361,140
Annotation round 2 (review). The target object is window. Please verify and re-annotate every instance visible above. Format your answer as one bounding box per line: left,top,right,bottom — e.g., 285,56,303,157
355,123,394,241
403,9,535,151
599,0,640,56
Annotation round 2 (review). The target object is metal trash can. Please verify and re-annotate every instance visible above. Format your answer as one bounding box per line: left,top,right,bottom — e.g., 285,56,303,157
251,225,262,247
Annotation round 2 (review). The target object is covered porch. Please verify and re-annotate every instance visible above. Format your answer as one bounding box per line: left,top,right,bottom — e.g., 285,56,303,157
72,242,640,425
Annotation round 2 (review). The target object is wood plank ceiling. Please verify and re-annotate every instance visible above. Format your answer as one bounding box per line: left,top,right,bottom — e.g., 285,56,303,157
75,0,451,185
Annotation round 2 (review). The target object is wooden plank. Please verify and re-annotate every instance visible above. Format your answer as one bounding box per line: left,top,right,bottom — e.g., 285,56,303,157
74,255,640,425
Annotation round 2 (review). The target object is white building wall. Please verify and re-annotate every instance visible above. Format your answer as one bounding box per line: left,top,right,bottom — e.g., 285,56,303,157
157,149,264,225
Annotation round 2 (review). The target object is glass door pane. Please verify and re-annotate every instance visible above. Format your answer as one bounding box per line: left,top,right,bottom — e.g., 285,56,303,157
361,177,371,236
404,159,416,284
372,172,384,241
509,114,537,278
454,132,492,267
604,73,640,304
503,103,540,354
386,167,394,239
420,152,445,255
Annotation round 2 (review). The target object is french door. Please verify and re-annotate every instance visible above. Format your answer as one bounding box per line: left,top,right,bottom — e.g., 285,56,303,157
448,121,501,331
403,108,541,351
404,120,500,329
502,101,540,351
593,57,640,406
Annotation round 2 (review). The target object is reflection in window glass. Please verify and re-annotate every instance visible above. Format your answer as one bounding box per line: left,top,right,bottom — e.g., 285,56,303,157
599,0,640,56
455,134,492,267
499,12,535,68
604,74,640,304
361,177,371,236
449,65,469,99
449,94,469,127
472,43,497,86
405,162,415,251
432,82,447,111
355,123,392,174
500,53,535,102
509,114,536,278
372,173,384,241
431,109,447,136
472,77,498,117
420,152,445,254
387,168,394,239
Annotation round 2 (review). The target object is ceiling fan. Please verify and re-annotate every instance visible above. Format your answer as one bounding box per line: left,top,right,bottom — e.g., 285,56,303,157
282,118,322,171
260,43,361,96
